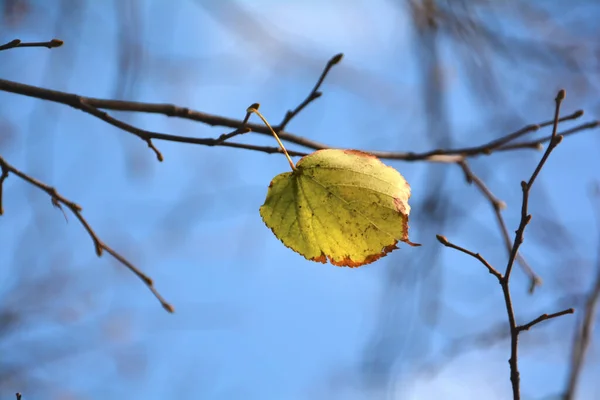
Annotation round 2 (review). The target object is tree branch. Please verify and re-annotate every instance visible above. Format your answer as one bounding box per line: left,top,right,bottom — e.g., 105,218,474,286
0,38,63,51
0,80,594,163
504,90,565,282
276,53,343,132
437,90,575,400
458,160,542,291
517,308,575,332
436,234,502,279
0,155,174,313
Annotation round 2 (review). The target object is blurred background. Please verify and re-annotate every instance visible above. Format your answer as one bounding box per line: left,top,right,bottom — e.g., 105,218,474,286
1,0,599,399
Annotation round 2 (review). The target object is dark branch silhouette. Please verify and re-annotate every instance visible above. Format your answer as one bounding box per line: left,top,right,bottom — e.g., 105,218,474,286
437,90,576,400
0,38,63,51
0,154,173,313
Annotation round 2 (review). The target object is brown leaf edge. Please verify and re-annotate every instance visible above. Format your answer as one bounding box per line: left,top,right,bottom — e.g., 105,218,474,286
262,149,421,267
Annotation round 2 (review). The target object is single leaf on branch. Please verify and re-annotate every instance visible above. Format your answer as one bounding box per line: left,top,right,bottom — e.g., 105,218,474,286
250,106,420,267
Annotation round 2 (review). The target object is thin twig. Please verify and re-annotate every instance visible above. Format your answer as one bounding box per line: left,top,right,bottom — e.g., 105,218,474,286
458,160,542,291
502,90,566,400
437,90,574,400
276,53,343,132
504,90,565,282
0,155,174,313
517,308,575,332
436,235,502,279
482,110,582,152
0,38,63,51
419,303,574,378
498,120,599,152
212,104,255,145
0,77,331,152
16,393,21,400
0,79,595,163
77,99,164,161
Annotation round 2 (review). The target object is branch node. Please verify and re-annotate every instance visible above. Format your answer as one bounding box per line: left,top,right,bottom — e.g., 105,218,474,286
494,200,507,211
435,234,448,245
551,134,564,147
95,242,103,257
146,139,163,161
330,53,344,65
49,38,64,47
163,303,175,313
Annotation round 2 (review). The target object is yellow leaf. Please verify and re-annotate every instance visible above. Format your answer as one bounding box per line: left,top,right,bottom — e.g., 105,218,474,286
260,149,419,267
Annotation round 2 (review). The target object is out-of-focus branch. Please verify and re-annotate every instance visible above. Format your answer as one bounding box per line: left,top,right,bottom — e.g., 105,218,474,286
0,164,8,215
418,304,575,378
564,188,600,400
0,38,63,51
437,90,575,400
459,160,541,291
0,155,174,313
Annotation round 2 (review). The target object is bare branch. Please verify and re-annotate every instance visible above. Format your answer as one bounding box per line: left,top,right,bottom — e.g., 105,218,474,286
498,120,599,152
436,235,502,279
276,53,343,132
437,90,575,400
0,155,174,313
517,308,575,332
504,90,565,282
458,160,542,291
0,38,63,51
0,79,595,164
212,105,255,145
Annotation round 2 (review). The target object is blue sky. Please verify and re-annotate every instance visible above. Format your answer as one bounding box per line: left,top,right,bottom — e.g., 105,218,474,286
1,1,599,399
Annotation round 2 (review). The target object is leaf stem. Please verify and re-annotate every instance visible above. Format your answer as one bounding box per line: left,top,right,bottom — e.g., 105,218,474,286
247,106,296,171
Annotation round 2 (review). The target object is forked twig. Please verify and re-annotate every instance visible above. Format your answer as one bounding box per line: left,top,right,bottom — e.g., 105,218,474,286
437,90,576,400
